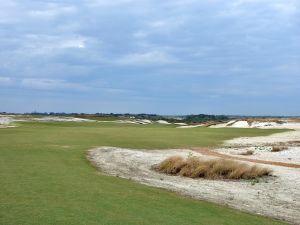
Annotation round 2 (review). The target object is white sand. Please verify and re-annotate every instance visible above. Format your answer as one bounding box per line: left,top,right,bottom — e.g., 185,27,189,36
0,115,95,127
210,119,300,129
87,121,300,224
88,147,300,224
31,117,94,122
156,120,171,124
174,122,187,126
210,120,236,128
0,116,16,128
230,120,250,128
215,123,300,165
177,124,204,128
0,116,13,125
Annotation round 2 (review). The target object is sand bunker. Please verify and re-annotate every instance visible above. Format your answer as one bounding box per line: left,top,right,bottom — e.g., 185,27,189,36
114,119,152,125
88,147,300,224
31,117,94,122
156,120,171,124
215,123,300,165
210,119,300,129
177,124,204,128
0,115,95,126
0,116,17,128
86,120,300,224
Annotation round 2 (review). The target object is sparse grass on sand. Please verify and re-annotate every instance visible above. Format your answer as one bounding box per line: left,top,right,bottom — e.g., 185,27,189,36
240,150,254,155
155,156,271,179
0,121,288,225
272,146,288,152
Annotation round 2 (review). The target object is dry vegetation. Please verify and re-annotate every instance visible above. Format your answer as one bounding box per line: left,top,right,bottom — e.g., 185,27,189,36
245,118,285,126
154,156,271,180
202,121,219,127
287,140,300,146
271,146,288,152
240,150,254,155
288,118,300,122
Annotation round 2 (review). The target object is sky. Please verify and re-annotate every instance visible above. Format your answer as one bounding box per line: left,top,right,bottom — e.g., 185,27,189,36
0,0,299,115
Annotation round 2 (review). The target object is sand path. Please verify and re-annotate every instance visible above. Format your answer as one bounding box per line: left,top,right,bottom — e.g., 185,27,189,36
192,148,300,168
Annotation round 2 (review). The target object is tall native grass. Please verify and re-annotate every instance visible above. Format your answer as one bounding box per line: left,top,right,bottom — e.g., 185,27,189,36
155,156,271,180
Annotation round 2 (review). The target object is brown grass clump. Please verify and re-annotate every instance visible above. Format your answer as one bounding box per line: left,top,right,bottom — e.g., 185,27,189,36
288,118,300,122
155,156,271,180
240,150,254,155
245,118,284,124
271,146,288,152
288,140,300,146
157,156,186,174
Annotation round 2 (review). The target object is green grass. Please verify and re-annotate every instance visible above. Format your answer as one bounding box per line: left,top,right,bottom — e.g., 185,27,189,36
0,122,289,225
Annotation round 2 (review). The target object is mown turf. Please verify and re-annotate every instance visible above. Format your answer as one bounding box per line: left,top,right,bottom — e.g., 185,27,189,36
0,121,289,225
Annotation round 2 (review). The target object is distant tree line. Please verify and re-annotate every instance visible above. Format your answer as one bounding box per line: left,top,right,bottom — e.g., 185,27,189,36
1,112,297,123
184,114,228,123
1,112,228,124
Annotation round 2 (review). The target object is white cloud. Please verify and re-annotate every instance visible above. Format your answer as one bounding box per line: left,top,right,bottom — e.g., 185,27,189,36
85,0,136,7
133,18,185,40
20,78,87,91
225,0,299,16
149,18,185,30
0,1,23,24
21,78,65,90
59,39,86,49
116,50,177,65
133,31,148,39
18,35,88,56
0,77,13,86
272,2,299,15
28,5,77,19
230,0,259,7
149,20,169,28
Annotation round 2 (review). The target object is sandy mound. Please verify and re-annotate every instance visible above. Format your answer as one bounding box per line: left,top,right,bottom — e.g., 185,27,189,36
0,115,97,127
174,122,187,126
177,124,204,128
211,120,236,128
212,122,300,167
231,121,250,128
225,126,300,147
210,119,300,129
87,147,300,224
31,117,94,122
156,120,171,124
0,116,12,125
0,116,17,128
115,119,152,125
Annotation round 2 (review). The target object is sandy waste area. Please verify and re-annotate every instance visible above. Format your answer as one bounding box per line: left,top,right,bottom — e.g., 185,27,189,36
0,115,17,128
0,115,94,128
88,121,300,224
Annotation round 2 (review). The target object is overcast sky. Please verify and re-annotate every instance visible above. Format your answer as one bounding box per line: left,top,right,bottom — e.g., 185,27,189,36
0,0,299,115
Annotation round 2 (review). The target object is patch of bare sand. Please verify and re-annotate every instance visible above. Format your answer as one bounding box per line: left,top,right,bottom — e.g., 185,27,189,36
218,123,300,165
31,117,94,122
177,124,204,128
0,116,17,128
87,147,300,224
0,115,96,124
